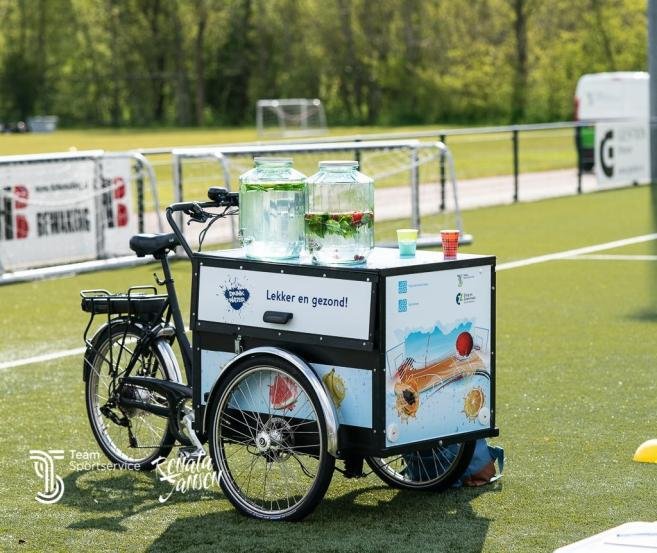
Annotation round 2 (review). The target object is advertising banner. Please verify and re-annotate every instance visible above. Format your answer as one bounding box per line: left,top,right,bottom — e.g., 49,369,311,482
595,121,650,187
0,159,97,271
99,157,136,256
0,155,137,271
197,266,373,341
384,266,492,446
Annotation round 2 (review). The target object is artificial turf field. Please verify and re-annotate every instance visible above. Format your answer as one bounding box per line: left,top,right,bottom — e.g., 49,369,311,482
1,184,656,552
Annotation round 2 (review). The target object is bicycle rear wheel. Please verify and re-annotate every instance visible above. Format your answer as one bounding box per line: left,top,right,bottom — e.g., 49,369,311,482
85,321,177,470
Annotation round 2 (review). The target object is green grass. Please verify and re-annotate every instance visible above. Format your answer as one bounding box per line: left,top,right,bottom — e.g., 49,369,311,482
0,125,458,156
2,185,654,552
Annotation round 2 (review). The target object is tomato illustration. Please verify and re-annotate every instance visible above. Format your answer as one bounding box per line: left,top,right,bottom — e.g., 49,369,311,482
456,331,474,358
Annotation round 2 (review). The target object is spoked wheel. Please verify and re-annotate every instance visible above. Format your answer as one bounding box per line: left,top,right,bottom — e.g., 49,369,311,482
208,356,335,521
366,440,475,491
85,321,176,470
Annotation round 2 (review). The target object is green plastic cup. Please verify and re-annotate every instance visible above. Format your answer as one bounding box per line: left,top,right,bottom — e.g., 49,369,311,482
397,228,418,257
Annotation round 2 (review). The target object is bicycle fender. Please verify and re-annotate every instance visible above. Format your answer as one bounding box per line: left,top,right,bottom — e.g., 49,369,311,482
82,319,183,385
82,318,134,382
203,347,339,457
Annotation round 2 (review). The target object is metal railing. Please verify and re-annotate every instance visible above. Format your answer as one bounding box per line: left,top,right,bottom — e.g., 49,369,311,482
139,118,649,210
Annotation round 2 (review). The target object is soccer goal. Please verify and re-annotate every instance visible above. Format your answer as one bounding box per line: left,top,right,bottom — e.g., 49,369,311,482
256,99,328,138
171,140,472,249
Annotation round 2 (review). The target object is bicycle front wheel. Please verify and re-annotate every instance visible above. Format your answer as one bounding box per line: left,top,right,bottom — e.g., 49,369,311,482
208,355,335,521
85,321,177,470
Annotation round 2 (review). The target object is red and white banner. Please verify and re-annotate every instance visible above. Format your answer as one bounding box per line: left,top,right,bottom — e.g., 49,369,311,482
0,155,136,271
100,157,136,257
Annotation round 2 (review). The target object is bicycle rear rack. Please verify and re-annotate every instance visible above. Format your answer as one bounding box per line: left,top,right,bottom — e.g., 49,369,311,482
81,285,168,337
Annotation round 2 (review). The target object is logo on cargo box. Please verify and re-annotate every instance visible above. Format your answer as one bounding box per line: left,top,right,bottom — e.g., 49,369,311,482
221,278,251,311
457,273,475,287
456,292,476,306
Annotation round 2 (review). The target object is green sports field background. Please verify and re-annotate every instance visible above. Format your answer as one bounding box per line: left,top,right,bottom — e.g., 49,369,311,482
1,183,656,552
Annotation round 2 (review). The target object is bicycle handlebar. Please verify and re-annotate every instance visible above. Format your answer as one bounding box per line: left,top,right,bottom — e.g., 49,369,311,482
166,188,239,259
168,200,219,213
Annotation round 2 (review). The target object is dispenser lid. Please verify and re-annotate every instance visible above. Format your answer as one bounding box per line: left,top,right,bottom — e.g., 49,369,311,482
319,160,359,169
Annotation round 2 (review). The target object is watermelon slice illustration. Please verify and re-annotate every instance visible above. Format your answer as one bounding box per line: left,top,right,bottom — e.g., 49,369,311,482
269,375,300,411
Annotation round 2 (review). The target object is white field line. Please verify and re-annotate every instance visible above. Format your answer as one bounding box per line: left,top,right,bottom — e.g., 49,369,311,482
0,327,191,372
496,233,657,271
3,234,657,371
0,346,87,370
562,254,657,261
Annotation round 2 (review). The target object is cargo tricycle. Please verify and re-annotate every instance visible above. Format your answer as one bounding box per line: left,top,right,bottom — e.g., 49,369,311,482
80,186,497,521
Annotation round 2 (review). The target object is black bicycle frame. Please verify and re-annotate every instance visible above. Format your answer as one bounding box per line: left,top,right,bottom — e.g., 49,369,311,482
157,252,193,384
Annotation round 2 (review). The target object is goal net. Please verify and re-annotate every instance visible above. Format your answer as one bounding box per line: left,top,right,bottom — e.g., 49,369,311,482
256,99,328,138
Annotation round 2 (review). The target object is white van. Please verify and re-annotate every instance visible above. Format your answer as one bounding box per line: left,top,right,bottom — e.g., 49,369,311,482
574,71,648,170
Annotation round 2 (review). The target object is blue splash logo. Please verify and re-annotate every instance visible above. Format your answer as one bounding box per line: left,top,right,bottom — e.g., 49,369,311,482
221,278,250,310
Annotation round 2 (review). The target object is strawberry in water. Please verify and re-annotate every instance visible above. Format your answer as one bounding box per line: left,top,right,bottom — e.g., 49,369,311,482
352,211,363,224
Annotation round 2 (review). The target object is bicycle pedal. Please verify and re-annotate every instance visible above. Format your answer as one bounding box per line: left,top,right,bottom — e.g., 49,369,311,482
178,446,206,462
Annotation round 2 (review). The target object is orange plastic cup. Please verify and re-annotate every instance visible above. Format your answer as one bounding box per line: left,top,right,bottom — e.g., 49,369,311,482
440,229,460,259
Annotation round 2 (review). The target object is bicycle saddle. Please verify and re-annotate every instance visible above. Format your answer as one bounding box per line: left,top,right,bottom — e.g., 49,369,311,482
129,233,179,257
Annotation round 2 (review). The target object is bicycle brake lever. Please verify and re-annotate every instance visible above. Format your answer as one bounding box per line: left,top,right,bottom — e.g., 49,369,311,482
185,203,210,224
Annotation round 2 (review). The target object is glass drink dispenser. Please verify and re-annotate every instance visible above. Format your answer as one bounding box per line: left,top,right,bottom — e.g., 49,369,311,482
305,160,374,264
238,157,306,260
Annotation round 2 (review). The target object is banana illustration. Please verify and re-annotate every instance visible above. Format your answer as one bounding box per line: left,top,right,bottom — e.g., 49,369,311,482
322,368,346,407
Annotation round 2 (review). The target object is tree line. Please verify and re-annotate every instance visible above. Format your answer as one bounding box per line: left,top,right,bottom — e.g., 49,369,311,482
0,0,647,128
